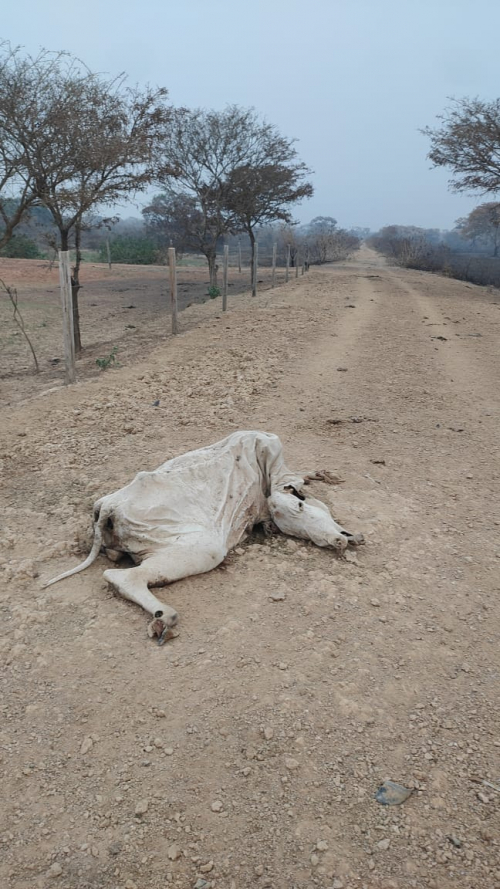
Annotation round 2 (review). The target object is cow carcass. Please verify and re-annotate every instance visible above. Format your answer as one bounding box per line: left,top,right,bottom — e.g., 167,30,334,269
43,431,363,643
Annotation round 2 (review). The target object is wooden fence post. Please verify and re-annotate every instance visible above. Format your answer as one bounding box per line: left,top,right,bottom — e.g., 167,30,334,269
238,239,242,273
168,247,178,335
285,245,290,282
222,244,229,311
106,237,112,270
271,243,277,288
295,255,299,278
58,250,76,384
301,258,305,275
252,242,258,297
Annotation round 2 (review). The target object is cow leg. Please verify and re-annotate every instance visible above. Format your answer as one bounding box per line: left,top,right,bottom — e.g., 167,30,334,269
103,541,225,642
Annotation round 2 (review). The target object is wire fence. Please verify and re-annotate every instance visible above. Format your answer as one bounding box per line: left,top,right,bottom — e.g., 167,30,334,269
0,244,310,387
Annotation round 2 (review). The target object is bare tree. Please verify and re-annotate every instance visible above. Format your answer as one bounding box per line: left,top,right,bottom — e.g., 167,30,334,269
156,107,258,286
1,44,173,353
221,117,313,289
0,43,62,251
456,203,500,256
143,189,219,269
423,98,500,194
0,278,39,372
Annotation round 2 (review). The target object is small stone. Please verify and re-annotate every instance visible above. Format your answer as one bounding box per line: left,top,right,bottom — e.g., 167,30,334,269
375,780,413,806
164,747,174,756
167,843,181,860
461,663,471,673
255,865,264,876
376,838,390,851
80,736,93,755
310,853,320,866
211,800,223,812
316,840,328,851
199,860,214,873
242,767,252,777
263,727,274,741
194,880,209,889
270,591,286,601
477,791,489,803
370,598,381,607
48,862,63,878
278,662,288,670
153,737,163,748
134,799,149,816
124,881,137,889
285,757,300,771
333,880,344,889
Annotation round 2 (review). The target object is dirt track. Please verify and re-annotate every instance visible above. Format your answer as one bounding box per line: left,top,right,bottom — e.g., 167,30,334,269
1,246,499,889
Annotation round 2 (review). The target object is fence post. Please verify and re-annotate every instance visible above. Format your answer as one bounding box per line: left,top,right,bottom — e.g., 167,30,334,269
252,242,258,297
58,250,76,384
222,244,229,311
168,247,178,335
295,255,299,278
238,238,242,273
106,237,112,270
285,245,290,282
301,258,305,275
271,243,277,288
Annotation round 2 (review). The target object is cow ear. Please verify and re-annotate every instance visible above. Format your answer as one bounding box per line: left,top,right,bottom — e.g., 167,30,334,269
94,507,101,522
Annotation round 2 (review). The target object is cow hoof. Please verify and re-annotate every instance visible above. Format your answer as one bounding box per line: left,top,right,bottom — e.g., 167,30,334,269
347,532,365,547
147,611,179,645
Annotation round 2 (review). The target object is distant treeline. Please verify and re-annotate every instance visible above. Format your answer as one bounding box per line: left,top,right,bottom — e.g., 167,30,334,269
369,209,500,289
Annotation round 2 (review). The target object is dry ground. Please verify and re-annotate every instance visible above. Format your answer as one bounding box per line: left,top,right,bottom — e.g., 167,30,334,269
0,256,281,404
1,246,499,889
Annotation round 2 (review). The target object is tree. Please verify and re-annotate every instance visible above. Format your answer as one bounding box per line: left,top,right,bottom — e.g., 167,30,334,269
423,98,500,194
224,164,313,287
143,189,211,262
305,216,338,264
456,203,500,256
0,44,173,352
0,43,61,251
221,118,313,290
156,107,256,286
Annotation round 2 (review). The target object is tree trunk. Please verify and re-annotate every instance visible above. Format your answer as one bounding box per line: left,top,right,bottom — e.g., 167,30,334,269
208,252,218,288
58,228,81,354
71,222,83,355
249,228,256,290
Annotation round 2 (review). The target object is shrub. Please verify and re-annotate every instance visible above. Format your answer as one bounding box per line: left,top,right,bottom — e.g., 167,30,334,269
0,235,42,259
99,236,159,265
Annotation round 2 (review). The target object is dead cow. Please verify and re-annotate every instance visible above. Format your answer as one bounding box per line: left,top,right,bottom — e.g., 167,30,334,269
43,431,363,643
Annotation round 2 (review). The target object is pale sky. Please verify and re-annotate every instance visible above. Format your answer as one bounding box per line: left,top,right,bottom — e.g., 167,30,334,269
2,0,499,232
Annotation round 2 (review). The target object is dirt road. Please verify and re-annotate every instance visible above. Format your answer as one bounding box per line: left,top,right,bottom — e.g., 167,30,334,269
1,247,499,889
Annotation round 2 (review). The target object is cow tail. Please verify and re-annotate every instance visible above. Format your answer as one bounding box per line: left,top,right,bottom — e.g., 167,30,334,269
42,509,108,588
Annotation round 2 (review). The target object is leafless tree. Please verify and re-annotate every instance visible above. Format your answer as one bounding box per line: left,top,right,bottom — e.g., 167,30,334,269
0,44,173,353
423,98,500,194
143,189,217,267
0,43,61,251
222,117,313,288
456,203,500,256
1,278,39,373
155,107,258,286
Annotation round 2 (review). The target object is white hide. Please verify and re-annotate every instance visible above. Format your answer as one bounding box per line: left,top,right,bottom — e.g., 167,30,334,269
43,431,359,638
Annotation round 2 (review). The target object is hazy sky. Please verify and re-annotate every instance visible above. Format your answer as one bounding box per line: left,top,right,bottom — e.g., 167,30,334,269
3,0,500,231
